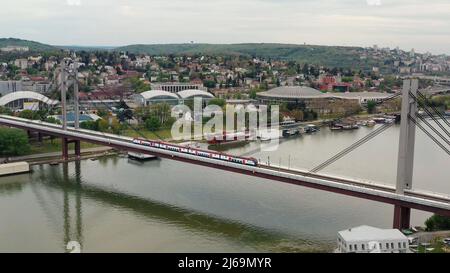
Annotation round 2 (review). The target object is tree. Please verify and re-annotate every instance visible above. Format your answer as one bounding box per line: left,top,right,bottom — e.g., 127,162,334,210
367,100,377,114
127,77,150,93
425,215,450,231
80,120,99,131
145,116,161,131
116,100,133,122
96,109,109,118
0,106,12,115
97,119,110,132
147,103,172,125
0,128,30,156
203,79,216,89
208,98,226,108
45,116,61,125
117,108,133,123
291,109,304,121
19,110,41,120
341,76,353,83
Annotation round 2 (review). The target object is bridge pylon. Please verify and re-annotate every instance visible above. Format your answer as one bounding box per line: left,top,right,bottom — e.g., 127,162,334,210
394,79,418,229
60,61,68,131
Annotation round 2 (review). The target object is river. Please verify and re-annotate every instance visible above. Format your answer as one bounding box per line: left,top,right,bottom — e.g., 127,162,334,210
0,124,449,252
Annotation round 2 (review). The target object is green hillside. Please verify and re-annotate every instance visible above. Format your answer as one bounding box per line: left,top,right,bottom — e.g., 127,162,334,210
116,43,377,70
0,38,57,52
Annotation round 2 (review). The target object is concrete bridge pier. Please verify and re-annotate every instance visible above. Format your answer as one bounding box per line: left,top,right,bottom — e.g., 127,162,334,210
74,140,81,159
393,205,411,230
62,138,82,161
62,138,69,161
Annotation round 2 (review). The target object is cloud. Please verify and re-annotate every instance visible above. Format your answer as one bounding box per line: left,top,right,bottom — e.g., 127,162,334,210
0,0,449,54
66,0,81,6
366,0,382,6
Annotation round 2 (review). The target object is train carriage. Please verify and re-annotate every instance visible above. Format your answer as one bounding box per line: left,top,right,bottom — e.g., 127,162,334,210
132,138,258,167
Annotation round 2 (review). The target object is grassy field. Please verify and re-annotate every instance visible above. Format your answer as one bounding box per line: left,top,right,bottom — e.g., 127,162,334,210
120,128,173,140
22,127,174,156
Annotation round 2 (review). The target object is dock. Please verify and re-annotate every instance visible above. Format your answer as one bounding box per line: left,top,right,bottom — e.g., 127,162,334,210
0,162,30,177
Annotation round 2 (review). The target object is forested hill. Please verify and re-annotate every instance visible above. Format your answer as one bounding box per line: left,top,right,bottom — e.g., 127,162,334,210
0,38,58,52
116,43,376,69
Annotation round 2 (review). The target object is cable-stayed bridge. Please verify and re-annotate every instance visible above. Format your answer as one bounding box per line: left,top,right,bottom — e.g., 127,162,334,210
0,61,449,230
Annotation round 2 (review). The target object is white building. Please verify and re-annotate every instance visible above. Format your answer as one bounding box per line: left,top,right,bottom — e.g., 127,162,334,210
150,83,208,93
14,59,29,70
0,46,29,53
0,81,23,96
331,92,393,105
337,226,409,253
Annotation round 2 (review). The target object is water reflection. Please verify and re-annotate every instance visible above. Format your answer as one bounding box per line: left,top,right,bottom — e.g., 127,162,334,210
24,161,326,252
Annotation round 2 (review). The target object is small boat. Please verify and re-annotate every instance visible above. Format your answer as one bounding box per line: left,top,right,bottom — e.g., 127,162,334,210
207,131,252,145
128,152,157,161
282,128,301,137
304,124,319,134
366,120,376,127
258,129,281,141
373,117,386,124
330,126,343,131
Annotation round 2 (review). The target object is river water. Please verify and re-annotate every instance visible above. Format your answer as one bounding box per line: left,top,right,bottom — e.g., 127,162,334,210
0,125,449,253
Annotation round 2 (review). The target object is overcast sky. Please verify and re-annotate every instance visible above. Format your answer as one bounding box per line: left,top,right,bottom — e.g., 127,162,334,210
1,0,449,54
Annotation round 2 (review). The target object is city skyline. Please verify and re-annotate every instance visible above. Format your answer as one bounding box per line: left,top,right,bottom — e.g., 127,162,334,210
1,0,450,55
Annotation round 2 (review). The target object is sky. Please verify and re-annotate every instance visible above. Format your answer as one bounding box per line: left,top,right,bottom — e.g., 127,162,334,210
1,0,449,54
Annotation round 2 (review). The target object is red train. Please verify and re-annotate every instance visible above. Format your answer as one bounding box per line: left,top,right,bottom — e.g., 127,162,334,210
132,138,259,167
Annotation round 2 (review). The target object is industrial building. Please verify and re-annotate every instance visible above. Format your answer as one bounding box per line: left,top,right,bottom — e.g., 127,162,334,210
0,91,59,110
256,86,392,114
150,83,207,93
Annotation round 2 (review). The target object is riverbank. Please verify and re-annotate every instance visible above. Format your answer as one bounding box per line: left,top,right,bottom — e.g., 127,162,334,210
0,162,30,177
